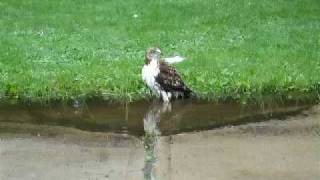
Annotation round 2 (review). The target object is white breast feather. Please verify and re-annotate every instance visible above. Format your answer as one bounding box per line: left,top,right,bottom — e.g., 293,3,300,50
142,60,161,96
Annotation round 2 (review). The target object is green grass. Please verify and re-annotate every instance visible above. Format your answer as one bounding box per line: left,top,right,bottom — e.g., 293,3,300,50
0,0,319,103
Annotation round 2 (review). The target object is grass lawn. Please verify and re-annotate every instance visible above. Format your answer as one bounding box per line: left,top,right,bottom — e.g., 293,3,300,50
0,0,319,103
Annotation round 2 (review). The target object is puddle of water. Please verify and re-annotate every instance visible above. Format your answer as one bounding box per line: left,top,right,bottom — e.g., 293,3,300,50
0,101,145,136
0,100,313,136
0,100,316,180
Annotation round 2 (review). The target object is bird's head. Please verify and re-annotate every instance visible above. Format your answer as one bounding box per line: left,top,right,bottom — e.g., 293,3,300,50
145,47,161,64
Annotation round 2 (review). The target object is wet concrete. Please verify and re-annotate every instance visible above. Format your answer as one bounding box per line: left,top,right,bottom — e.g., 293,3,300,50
155,105,320,180
0,101,319,180
0,127,144,180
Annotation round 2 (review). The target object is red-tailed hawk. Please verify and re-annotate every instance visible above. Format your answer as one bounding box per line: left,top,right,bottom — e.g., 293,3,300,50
142,47,192,102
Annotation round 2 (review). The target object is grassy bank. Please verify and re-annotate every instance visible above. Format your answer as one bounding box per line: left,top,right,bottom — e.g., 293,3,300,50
0,0,319,103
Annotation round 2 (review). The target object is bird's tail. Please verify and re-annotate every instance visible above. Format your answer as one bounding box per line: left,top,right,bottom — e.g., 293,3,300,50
183,87,196,99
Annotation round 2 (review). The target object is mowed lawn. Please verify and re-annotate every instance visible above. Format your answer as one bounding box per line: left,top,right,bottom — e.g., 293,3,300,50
0,0,319,102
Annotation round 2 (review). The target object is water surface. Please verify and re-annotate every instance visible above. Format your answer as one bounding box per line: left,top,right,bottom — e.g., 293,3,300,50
0,100,312,136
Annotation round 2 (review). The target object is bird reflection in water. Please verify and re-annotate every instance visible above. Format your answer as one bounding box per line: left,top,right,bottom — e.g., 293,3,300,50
143,101,171,180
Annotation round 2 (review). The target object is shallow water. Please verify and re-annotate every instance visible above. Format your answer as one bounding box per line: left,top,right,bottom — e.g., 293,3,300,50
0,99,312,136
0,100,317,180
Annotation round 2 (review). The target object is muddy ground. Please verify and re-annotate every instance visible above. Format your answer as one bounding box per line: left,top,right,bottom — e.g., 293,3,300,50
0,105,319,180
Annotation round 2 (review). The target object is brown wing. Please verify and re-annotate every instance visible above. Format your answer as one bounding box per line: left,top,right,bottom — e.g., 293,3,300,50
155,61,191,93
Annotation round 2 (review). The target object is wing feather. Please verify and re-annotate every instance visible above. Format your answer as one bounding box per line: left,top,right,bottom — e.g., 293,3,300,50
155,61,191,93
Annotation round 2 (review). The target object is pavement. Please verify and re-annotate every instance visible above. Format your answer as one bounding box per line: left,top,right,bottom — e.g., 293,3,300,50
0,106,319,180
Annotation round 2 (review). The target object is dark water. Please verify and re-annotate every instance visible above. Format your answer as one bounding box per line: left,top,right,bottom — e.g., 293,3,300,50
0,99,313,136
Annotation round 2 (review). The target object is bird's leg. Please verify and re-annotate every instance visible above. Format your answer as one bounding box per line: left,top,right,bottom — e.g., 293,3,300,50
167,92,172,100
160,91,170,102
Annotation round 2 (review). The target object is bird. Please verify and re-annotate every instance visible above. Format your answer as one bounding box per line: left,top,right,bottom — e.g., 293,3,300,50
142,47,193,102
